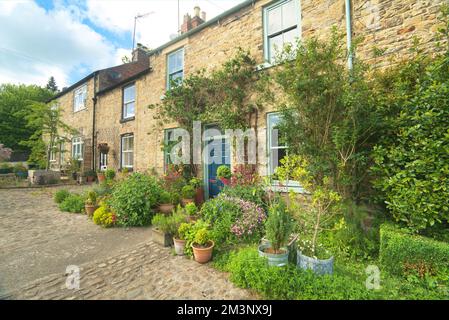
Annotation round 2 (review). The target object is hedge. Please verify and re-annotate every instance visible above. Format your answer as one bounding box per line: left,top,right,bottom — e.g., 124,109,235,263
380,223,449,279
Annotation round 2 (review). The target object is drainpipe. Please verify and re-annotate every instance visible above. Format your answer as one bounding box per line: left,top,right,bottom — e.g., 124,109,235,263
92,71,98,171
345,0,353,70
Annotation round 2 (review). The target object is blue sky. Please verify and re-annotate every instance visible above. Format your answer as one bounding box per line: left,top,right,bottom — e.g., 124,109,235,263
0,0,245,88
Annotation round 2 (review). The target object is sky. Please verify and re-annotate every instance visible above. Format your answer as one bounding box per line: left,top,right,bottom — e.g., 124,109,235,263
0,0,246,89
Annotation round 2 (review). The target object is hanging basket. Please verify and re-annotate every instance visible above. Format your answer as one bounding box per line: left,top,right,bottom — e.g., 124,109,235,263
97,143,110,153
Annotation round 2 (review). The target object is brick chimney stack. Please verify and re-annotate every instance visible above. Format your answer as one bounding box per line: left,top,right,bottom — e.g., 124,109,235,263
181,6,206,34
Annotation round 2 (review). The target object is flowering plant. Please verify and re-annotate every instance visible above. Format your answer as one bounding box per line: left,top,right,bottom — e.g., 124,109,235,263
223,195,267,240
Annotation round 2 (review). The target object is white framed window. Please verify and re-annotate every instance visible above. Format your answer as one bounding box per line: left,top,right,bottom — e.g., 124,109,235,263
59,142,65,164
164,128,176,172
267,112,303,191
267,113,288,176
72,137,84,160
49,144,57,162
123,83,135,119
263,0,301,63
121,134,134,169
73,84,87,112
167,48,184,89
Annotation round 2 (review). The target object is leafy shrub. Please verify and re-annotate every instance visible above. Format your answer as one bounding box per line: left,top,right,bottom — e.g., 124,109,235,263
159,190,179,205
54,189,70,204
179,219,210,256
189,177,203,189
104,169,116,180
59,194,85,213
110,173,162,227
216,165,231,179
185,202,197,216
221,184,267,210
265,201,294,253
85,190,97,205
93,205,116,228
380,223,449,280
181,185,196,199
152,208,188,237
193,227,211,246
92,183,112,198
0,163,13,174
225,247,373,300
13,164,27,173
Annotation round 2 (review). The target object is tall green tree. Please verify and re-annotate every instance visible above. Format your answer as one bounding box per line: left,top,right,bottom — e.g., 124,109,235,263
46,76,59,93
21,101,75,170
0,84,53,152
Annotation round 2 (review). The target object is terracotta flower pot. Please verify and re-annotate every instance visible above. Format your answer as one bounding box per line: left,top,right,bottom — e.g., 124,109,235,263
192,240,215,264
86,176,95,183
173,238,186,255
85,204,98,217
194,187,204,206
97,173,106,183
181,198,194,206
158,203,174,215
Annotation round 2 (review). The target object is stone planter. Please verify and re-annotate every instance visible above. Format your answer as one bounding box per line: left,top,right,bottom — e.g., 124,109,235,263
152,227,172,247
158,203,174,215
258,243,289,267
297,250,334,275
192,241,214,264
181,198,194,206
85,204,98,217
173,238,186,256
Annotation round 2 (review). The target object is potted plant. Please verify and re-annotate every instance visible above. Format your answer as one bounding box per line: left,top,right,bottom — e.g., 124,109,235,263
181,185,196,206
189,177,204,205
175,223,191,256
216,165,231,185
97,170,106,183
84,169,96,183
104,169,116,181
184,202,199,223
275,155,339,275
151,213,173,247
69,159,81,181
13,164,28,179
158,190,179,215
191,227,214,264
85,190,99,217
258,201,293,267
168,207,190,255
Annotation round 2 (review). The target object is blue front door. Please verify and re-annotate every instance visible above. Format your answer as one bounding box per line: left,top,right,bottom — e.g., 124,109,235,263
206,136,230,198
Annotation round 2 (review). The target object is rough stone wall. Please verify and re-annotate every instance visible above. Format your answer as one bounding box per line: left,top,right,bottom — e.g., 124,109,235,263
69,0,447,175
54,77,95,171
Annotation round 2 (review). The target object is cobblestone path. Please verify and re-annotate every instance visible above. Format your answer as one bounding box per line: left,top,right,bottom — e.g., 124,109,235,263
0,187,254,300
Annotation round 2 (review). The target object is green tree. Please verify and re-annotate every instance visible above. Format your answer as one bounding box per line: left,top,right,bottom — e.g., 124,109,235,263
21,101,75,170
274,28,382,202
0,84,53,153
46,76,59,93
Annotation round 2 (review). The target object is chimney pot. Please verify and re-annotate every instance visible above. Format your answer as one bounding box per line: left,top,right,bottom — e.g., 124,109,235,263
194,6,201,17
201,11,206,21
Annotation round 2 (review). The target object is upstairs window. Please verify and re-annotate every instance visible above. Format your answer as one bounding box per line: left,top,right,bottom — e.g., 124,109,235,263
73,84,87,112
72,137,84,161
123,83,136,120
263,0,301,63
167,48,184,89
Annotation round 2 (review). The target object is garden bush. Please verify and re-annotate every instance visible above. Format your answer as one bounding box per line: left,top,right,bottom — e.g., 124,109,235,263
93,205,116,228
200,194,266,248
224,247,373,300
59,194,85,213
380,223,449,280
110,173,162,227
54,189,70,204
179,219,210,256
221,184,267,210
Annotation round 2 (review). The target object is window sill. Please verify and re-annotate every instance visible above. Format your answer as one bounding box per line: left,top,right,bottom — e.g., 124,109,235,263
73,108,87,113
120,116,135,123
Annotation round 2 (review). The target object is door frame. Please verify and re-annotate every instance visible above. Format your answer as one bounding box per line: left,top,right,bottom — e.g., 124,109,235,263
202,124,230,200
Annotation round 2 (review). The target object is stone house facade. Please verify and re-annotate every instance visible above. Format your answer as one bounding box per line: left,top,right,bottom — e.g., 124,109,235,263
53,0,445,197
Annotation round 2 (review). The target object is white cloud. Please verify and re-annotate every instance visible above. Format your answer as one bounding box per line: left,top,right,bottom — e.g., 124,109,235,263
0,1,123,87
0,0,246,88
85,0,246,50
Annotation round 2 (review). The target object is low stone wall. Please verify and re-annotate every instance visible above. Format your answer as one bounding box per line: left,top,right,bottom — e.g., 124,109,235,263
28,170,61,185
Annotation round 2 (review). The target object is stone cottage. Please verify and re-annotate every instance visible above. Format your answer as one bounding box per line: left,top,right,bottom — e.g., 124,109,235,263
51,0,445,198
